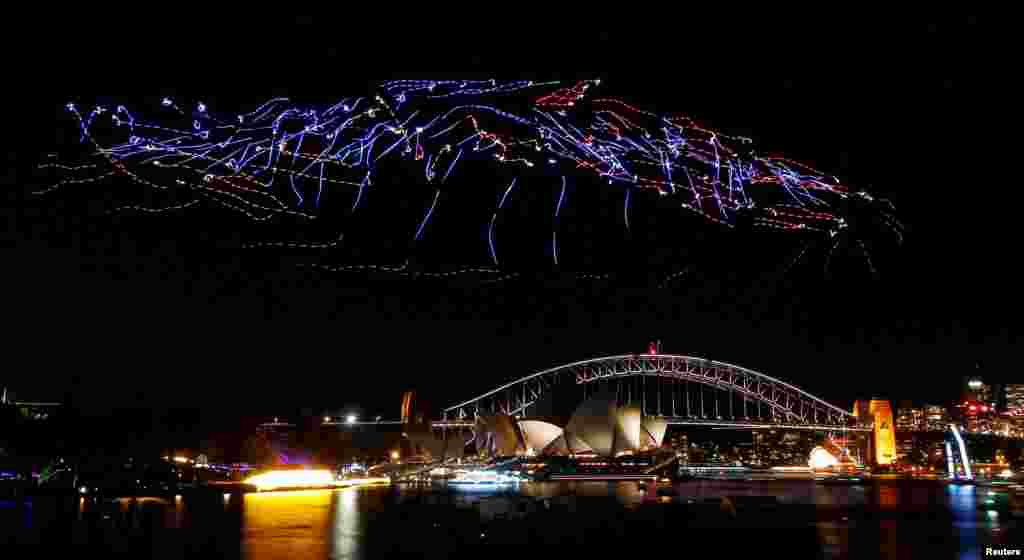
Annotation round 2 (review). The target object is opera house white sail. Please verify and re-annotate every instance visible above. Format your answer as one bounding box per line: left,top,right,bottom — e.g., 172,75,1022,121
470,386,669,458
640,416,668,451
517,420,564,456
613,404,643,455
564,390,619,456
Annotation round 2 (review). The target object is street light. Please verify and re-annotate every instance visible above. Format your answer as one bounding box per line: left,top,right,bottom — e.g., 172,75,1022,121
324,416,331,423
391,451,400,461
347,414,357,424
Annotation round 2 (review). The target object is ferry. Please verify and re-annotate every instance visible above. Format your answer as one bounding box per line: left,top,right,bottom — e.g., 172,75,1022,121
447,470,519,489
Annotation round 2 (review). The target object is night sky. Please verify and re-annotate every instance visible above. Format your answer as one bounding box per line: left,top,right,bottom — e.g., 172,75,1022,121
4,18,1015,432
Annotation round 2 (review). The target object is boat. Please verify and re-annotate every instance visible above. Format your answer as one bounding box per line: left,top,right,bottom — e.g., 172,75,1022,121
448,470,519,489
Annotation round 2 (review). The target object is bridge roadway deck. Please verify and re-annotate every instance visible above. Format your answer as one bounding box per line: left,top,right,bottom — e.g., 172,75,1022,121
318,418,872,432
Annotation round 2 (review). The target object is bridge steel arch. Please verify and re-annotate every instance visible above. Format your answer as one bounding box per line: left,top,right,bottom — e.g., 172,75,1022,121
442,354,868,431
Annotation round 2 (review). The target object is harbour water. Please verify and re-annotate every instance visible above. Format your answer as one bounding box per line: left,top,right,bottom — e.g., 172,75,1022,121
1,479,1021,559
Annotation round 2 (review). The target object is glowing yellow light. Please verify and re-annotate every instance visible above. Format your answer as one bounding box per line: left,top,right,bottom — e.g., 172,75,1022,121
243,469,339,492
173,457,189,463
391,451,400,460
342,477,391,487
809,447,840,471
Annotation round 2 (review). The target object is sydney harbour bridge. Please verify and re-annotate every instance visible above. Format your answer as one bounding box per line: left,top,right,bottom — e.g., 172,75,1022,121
320,353,868,431
436,353,867,433
317,352,879,469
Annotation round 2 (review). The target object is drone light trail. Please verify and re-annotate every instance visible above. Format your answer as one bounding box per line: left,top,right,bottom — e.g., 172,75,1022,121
44,79,901,278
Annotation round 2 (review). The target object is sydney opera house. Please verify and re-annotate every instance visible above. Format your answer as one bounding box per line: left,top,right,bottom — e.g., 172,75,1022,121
408,386,668,459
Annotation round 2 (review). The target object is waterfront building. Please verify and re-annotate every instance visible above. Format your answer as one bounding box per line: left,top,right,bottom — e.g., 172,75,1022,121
925,405,949,431
963,376,993,407
896,402,925,431
1006,384,1024,414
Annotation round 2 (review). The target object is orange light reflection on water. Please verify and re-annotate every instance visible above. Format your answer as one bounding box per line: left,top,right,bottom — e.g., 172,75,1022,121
242,490,332,560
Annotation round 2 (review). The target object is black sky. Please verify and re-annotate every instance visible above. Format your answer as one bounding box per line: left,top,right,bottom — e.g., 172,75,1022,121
4,18,1016,425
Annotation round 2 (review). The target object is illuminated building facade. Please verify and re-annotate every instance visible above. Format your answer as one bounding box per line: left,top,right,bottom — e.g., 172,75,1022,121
954,375,1000,433
994,416,1014,438
853,399,896,465
895,401,924,432
870,400,896,465
1006,384,1024,414
963,376,993,407
925,405,949,431
957,397,995,434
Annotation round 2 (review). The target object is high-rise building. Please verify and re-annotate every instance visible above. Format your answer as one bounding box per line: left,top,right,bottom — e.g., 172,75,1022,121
993,383,1007,412
964,376,993,406
925,405,949,431
1006,384,1024,414
1010,415,1024,439
994,415,1014,438
896,401,925,431
959,374,998,433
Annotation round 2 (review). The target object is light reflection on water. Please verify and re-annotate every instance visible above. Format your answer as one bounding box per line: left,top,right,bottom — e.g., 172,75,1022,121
241,490,332,560
1,480,1020,558
949,485,981,560
330,488,360,560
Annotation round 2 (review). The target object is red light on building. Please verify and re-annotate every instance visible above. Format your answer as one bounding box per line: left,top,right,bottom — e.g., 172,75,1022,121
969,406,978,411
982,406,989,412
